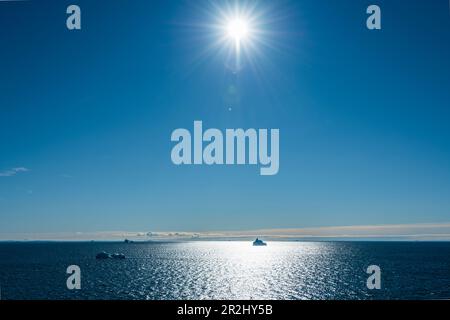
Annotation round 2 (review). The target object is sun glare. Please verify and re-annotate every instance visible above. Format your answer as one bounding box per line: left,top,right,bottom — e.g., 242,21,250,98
186,1,280,73
226,18,250,42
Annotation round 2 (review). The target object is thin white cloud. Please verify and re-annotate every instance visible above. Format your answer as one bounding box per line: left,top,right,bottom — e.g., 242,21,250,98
0,167,29,177
1,222,450,241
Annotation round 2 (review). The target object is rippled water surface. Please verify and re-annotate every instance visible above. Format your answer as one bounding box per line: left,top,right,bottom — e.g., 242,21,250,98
0,241,449,300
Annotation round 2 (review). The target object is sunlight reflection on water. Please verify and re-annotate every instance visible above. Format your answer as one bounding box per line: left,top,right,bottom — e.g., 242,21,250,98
1,241,450,299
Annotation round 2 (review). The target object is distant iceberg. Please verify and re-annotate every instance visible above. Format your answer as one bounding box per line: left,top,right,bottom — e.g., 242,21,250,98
111,253,125,259
96,252,110,259
253,238,267,246
96,251,126,259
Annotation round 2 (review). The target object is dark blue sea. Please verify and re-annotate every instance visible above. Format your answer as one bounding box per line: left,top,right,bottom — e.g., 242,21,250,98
0,241,449,300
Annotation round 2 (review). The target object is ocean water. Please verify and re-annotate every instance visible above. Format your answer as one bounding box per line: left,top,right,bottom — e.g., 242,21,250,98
0,241,449,300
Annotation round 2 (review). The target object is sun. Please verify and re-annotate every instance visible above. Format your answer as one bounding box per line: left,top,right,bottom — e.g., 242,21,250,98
183,1,281,73
226,18,250,43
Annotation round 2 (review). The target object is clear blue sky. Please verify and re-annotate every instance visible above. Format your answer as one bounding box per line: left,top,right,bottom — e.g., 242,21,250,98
0,0,449,234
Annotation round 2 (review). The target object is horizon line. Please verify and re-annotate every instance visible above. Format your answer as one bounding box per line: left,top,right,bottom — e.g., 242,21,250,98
2,222,450,241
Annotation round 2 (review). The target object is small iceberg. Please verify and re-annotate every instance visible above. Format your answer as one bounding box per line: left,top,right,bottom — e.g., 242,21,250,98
96,252,110,259
111,253,126,260
96,251,126,260
253,238,267,246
